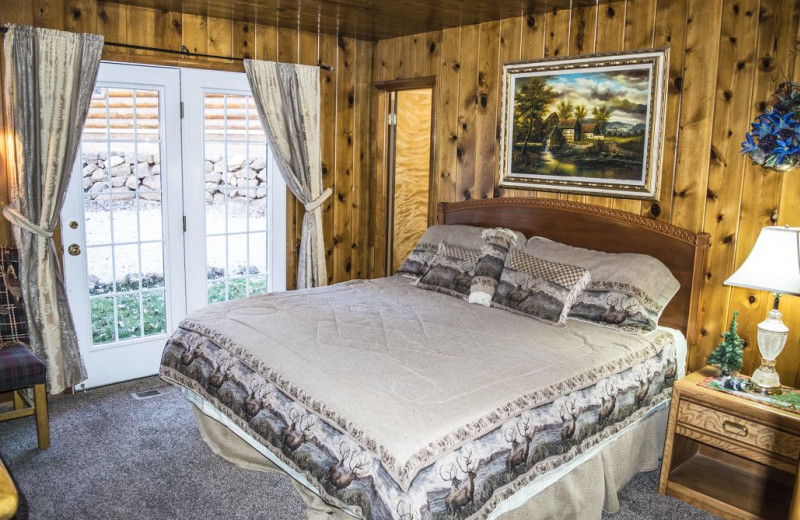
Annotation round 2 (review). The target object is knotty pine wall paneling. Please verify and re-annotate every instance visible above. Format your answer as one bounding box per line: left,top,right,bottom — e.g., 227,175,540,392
0,0,373,290
333,36,354,283
354,39,373,280
372,0,800,385
456,24,479,204
726,0,800,383
701,0,761,387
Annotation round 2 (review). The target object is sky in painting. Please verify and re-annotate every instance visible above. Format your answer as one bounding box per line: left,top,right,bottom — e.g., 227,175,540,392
524,68,650,126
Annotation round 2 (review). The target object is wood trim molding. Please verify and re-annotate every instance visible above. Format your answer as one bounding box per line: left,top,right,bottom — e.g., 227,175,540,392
373,76,437,91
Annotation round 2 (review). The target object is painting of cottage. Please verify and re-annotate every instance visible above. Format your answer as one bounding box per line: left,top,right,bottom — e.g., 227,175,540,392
499,51,668,199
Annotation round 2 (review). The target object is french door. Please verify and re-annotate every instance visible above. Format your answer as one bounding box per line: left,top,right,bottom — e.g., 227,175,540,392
62,63,285,389
181,69,286,314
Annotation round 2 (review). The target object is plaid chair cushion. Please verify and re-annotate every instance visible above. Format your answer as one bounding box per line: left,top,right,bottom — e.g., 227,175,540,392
0,246,29,344
0,342,45,392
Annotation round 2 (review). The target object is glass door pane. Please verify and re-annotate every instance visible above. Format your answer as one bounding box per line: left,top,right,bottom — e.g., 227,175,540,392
203,92,271,303
81,87,168,345
182,68,286,314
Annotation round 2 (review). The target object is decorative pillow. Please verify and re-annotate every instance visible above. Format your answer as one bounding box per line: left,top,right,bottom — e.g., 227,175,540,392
492,248,591,326
469,228,519,306
525,237,680,334
415,241,481,299
395,225,526,280
395,242,437,279
0,246,29,345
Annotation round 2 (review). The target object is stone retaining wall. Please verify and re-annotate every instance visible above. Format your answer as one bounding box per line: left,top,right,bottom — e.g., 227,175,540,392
81,151,268,202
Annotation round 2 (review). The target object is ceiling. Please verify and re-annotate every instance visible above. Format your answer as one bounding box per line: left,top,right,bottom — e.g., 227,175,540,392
104,0,601,41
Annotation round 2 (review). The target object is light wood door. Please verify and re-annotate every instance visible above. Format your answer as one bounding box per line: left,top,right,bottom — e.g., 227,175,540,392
387,88,434,273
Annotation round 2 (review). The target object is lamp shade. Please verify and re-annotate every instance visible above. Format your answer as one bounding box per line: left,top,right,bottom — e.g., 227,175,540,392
724,226,800,296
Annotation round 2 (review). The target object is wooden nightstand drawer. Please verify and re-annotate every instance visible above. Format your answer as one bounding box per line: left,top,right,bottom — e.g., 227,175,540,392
677,398,800,461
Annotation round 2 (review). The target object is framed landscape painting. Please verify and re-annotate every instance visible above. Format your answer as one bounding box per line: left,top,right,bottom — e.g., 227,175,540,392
498,49,669,199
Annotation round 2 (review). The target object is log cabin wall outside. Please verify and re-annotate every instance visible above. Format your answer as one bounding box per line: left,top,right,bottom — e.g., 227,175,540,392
2,0,800,386
371,0,800,386
0,0,374,290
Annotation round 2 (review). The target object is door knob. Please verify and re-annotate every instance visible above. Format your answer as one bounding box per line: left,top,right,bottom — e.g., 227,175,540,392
67,244,81,256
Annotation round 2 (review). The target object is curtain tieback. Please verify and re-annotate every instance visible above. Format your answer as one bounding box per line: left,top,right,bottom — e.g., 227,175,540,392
304,188,332,213
2,206,54,238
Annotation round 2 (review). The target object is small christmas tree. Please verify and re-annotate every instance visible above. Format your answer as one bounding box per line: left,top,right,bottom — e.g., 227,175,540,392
706,311,744,377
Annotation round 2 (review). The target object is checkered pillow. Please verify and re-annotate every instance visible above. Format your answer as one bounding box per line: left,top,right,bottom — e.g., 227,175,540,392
0,246,29,345
506,248,589,290
526,236,679,333
492,249,591,326
415,241,480,299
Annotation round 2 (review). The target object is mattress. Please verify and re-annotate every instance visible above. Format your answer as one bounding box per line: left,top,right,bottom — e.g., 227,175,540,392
160,276,682,520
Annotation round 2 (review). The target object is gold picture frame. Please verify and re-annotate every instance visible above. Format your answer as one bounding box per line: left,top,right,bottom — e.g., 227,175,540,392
498,49,669,200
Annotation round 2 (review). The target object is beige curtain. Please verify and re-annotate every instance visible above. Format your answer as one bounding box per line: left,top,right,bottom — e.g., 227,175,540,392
243,60,331,289
2,25,103,393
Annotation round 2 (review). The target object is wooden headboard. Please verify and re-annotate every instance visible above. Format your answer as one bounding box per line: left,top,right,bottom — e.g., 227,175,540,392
437,198,710,344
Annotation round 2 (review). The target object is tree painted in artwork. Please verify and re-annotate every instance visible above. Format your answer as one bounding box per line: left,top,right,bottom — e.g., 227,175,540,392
514,77,558,155
706,311,745,377
574,105,588,141
574,105,588,125
592,104,612,135
556,100,575,121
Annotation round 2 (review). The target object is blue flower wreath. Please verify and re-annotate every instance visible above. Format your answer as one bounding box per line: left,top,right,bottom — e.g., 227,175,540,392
741,82,800,171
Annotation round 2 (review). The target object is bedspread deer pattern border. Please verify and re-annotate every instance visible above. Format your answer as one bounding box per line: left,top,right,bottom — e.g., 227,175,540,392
160,327,677,520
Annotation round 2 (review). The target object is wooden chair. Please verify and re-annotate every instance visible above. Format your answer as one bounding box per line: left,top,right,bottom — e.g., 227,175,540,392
0,343,49,449
0,246,49,449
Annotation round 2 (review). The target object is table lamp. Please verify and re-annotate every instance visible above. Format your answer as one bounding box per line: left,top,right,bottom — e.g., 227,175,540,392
724,226,800,395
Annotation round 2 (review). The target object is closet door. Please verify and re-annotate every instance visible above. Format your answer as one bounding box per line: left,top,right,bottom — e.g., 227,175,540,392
385,87,434,274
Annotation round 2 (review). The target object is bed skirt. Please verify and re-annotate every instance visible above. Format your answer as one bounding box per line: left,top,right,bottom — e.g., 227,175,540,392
188,391,668,520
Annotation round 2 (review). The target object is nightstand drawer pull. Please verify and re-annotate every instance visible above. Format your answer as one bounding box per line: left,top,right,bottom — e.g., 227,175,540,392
722,420,748,437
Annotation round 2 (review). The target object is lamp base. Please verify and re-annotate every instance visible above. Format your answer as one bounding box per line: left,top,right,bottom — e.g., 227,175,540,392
747,360,783,396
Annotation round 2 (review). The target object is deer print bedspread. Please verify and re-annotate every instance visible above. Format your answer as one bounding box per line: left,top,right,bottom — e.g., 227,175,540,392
160,276,680,520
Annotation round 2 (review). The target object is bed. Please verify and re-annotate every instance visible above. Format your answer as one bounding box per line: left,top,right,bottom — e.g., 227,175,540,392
160,198,709,520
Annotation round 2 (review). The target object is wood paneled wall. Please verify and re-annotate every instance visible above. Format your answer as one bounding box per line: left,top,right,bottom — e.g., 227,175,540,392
371,0,800,385
0,0,373,289
4,0,800,385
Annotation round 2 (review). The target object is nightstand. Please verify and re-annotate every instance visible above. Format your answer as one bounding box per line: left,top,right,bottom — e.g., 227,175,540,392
659,368,800,520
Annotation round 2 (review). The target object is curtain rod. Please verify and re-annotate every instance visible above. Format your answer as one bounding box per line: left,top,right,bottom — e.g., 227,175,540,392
0,26,334,72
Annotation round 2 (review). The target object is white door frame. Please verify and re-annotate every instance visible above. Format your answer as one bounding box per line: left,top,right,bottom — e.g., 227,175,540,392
61,62,186,389
62,64,287,389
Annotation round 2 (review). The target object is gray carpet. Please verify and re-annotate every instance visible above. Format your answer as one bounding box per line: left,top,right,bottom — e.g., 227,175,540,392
0,376,718,519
